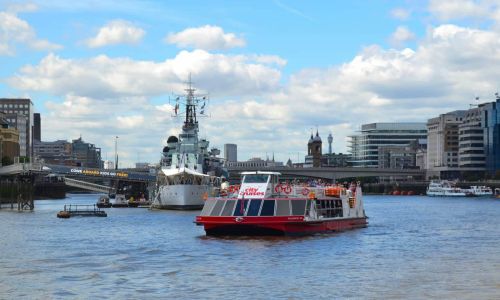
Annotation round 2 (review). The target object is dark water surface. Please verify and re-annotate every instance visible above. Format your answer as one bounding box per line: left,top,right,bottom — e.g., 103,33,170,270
1,194,499,299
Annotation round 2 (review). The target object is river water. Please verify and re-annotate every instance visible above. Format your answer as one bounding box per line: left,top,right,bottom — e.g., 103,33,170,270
0,194,499,299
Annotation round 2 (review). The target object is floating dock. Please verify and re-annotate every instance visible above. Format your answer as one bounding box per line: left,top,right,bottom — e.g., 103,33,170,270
57,204,107,218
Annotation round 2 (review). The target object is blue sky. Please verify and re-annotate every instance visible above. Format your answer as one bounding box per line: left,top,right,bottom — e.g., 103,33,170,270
1,0,500,166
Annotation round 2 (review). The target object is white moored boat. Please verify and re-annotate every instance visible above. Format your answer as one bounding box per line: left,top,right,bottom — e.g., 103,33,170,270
466,186,493,197
426,180,468,197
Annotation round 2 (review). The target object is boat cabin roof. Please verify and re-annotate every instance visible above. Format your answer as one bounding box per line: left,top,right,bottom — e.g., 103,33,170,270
161,167,210,177
240,171,281,175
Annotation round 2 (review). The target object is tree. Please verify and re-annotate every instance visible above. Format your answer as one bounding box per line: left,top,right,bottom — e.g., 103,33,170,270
2,156,13,166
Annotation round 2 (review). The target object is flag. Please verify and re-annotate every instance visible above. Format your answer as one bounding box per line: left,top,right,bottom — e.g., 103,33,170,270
174,103,179,115
201,102,205,109
200,109,204,114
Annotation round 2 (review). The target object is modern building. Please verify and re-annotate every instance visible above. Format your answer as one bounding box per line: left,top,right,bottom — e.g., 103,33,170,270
103,160,115,170
33,113,41,142
33,140,72,165
224,144,237,162
34,137,103,168
426,111,466,175
0,98,34,157
425,95,500,179
482,95,500,175
378,140,426,169
72,137,103,168
226,156,284,168
458,107,485,169
0,112,20,165
323,153,351,167
349,123,428,168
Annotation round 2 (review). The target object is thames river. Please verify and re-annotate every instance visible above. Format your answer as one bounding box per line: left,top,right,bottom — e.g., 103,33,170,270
1,194,499,299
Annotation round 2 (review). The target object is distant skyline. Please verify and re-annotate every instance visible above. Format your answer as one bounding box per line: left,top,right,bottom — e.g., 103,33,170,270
2,0,500,167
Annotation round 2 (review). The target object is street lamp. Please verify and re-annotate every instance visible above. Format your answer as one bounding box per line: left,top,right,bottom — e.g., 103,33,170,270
114,136,119,170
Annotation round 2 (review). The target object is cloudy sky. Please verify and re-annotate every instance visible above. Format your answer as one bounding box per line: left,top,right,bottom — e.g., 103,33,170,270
1,0,500,167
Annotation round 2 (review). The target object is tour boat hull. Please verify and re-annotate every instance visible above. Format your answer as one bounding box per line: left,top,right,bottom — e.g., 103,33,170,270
197,216,368,236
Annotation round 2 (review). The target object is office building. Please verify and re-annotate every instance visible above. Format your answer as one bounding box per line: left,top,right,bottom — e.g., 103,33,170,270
33,140,72,165
426,111,466,174
34,113,41,142
72,137,103,168
349,123,427,168
482,95,500,175
0,98,33,157
224,144,237,162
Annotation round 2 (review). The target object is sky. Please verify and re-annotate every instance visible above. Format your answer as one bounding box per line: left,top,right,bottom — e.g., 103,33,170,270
2,0,500,167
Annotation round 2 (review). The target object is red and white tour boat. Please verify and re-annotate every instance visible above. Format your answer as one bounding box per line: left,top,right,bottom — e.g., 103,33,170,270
196,171,368,236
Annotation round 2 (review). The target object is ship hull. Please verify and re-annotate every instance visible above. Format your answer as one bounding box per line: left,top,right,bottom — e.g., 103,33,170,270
197,216,368,236
153,184,210,210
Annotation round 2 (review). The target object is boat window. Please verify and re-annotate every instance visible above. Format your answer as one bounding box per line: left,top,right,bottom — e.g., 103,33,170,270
221,200,236,216
200,199,216,216
243,174,269,183
260,200,275,216
210,200,225,216
246,200,262,216
276,200,291,216
291,200,307,216
233,199,249,216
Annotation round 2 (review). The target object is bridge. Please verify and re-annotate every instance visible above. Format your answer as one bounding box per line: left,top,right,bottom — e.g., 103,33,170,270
0,163,155,181
0,163,426,182
227,166,426,181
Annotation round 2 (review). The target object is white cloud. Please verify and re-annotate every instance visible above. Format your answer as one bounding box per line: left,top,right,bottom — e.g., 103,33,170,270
6,3,38,13
428,0,492,21
166,25,245,50
10,23,500,165
390,8,410,20
85,20,145,48
0,11,62,55
390,26,416,47
9,50,283,98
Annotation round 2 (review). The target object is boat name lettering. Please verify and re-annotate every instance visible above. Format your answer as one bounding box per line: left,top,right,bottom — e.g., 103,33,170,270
240,187,265,197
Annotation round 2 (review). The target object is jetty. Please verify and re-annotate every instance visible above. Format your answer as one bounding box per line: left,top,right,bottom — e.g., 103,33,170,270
57,204,107,218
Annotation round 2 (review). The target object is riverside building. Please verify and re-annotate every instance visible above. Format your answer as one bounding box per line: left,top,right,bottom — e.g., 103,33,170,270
348,123,427,168
0,98,34,158
426,94,500,179
0,112,20,165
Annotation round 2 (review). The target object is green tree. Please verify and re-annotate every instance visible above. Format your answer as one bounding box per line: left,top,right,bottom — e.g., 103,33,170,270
2,156,13,166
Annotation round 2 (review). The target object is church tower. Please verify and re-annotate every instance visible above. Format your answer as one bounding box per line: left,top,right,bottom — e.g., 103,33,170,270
308,130,322,167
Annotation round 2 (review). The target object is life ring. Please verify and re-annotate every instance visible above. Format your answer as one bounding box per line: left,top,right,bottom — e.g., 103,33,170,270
282,185,292,194
301,188,310,196
274,184,282,193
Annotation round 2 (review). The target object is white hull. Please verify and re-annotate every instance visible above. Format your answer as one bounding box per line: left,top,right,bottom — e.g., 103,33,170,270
153,184,210,210
426,191,467,197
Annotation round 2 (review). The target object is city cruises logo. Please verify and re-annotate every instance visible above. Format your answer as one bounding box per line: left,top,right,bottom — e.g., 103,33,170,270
239,184,266,198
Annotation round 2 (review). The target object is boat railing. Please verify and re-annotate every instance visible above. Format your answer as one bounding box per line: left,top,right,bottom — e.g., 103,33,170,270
63,204,102,212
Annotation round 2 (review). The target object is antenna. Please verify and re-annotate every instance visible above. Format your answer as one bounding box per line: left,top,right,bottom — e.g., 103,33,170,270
470,96,480,108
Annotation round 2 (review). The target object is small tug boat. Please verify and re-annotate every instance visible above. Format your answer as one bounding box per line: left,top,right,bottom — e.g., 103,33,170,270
196,171,368,236
96,195,112,208
112,194,129,207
